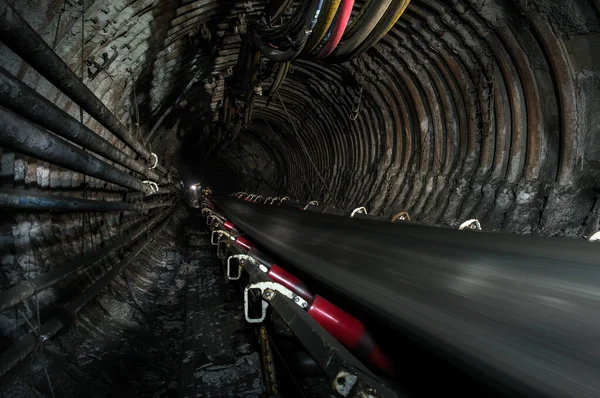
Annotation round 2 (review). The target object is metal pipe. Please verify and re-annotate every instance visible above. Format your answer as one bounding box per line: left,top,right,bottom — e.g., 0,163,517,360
0,208,174,378
0,209,169,313
0,188,137,212
0,106,152,195
0,3,166,174
0,188,173,212
216,198,600,397
141,199,175,211
0,67,165,183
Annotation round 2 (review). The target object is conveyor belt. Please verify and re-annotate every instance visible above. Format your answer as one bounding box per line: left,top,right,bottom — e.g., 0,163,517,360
215,197,600,398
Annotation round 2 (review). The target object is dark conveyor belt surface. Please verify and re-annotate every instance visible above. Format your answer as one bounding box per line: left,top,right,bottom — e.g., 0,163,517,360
215,198,600,398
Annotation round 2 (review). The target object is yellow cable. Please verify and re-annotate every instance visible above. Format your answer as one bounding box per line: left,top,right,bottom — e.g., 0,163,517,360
304,0,342,53
377,0,411,40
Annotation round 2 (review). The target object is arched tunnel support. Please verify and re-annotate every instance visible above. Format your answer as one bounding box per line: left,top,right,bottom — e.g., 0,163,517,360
1,0,600,396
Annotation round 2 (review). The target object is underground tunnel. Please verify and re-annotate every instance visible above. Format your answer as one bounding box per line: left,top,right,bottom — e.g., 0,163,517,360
1,0,600,396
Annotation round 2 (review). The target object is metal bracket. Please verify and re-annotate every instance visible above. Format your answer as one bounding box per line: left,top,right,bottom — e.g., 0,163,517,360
211,230,231,245
206,213,217,226
206,213,224,228
226,254,254,280
459,219,482,231
142,181,159,195
244,281,308,324
227,254,269,280
87,47,119,80
217,239,231,260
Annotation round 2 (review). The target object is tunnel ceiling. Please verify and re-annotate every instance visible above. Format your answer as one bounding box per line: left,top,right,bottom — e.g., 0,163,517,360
2,0,600,237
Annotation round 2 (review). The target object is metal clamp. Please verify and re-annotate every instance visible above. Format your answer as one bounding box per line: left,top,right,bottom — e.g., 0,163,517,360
142,180,159,194
350,207,368,217
459,219,482,231
149,152,159,169
211,230,231,245
244,281,309,324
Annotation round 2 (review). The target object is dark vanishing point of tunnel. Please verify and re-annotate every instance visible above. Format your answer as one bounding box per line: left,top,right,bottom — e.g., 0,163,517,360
1,0,600,397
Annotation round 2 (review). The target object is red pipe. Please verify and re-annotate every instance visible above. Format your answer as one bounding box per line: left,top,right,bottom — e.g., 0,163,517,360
234,236,255,251
224,221,236,231
317,0,355,58
268,265,314,301
308,295,394,374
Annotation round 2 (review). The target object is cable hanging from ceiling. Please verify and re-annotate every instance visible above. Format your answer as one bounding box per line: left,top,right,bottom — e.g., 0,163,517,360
250,0,412,63
219,0,412,139
209,0,412,195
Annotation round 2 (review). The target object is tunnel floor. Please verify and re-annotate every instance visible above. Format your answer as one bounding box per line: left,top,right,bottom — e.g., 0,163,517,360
1,212,262,397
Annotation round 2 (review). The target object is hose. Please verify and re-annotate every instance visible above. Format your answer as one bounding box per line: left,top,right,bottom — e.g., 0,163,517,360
316,0,355,58
336,0,411,61
256,1,310,42
265,61,291,96
252,0,321,62
303,0,342,54
241,49,262,96
327,0,393,61
342,0,374,38
251,30,310,62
